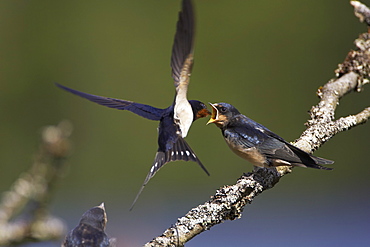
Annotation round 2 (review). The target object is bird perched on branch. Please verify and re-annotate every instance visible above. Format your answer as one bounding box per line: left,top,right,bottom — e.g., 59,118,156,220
207,102,334,170
62,203,115,247
56,0,210,209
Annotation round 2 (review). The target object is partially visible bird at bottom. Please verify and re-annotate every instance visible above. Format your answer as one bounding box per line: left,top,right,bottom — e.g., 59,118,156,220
62,203,115,247
207,102,334,170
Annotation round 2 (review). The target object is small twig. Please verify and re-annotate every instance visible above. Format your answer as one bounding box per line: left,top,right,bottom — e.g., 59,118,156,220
351,1,370,26
0,121,72,246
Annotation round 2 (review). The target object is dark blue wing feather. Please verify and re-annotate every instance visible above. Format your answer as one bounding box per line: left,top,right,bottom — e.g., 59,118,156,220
224,125,266,149
56,83,165,121
233,115,334,168
250,119,334,166
171,0,194,85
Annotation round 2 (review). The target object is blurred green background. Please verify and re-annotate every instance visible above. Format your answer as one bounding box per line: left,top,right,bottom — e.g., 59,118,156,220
1,0,369,246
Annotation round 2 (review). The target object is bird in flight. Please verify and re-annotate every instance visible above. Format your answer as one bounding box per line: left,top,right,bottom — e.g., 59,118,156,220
56,0,210,210
207,102,334,170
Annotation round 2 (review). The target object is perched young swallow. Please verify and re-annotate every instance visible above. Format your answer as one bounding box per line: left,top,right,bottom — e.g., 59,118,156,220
62,203,114,247
207,103,334,170
56,0,210,209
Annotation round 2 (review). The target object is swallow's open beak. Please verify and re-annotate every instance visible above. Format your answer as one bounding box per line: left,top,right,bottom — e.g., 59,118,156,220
207,103,219,125
196,108,211,119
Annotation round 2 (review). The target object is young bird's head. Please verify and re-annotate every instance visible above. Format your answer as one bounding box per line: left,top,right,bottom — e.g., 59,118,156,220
79,202,107,231
207,102,240,127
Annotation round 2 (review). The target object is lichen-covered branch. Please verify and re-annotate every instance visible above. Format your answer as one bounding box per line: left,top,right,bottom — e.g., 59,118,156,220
351,0,370,26
145,2,370,246
0,121,72,246
144,168,285,247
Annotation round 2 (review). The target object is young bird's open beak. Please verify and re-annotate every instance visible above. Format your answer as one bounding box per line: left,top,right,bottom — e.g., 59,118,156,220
207,103,219,125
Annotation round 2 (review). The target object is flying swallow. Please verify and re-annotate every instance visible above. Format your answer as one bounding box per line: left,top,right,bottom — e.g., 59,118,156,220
62,203,115,247
207,102,334,170
56,0,210,210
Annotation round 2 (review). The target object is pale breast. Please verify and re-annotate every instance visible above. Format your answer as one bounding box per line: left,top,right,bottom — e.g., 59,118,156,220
174,98,193,138
225,139,267,168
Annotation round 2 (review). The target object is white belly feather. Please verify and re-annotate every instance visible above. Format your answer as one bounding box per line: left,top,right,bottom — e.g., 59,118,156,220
174,96,193,138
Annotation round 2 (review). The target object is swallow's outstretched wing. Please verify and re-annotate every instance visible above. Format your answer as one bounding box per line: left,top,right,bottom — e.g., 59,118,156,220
171,0,194,85
56,83,165,121
171,0,195,138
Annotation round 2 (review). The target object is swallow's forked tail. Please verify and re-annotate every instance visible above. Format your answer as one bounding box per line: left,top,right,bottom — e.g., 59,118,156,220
129,138,209,211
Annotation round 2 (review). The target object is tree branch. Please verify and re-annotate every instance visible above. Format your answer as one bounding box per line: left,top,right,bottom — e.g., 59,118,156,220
0,121,72,246
145,2,370,246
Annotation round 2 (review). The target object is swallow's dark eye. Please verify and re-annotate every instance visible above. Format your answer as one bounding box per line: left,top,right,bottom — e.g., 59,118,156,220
220,106,227,112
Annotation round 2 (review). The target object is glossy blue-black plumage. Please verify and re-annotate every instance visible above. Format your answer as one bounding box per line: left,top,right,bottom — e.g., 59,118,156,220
56,83,165,121
55,83,209,209
209,103,334,169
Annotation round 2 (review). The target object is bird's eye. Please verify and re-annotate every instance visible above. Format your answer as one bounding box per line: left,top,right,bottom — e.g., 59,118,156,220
220,106,227,112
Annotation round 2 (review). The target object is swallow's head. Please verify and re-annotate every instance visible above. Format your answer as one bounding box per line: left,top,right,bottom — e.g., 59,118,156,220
189,100,211,121
207,102,240,127
80,203,108,231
